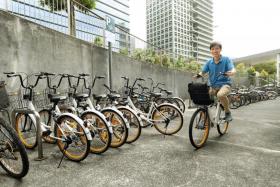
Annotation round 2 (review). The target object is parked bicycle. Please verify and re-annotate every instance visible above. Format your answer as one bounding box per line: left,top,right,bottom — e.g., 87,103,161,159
119,77,184,135
0,79,29,178
6,72,92,162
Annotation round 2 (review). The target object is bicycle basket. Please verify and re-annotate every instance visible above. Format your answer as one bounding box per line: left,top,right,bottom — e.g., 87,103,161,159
188,82,214,105
0,81,10,108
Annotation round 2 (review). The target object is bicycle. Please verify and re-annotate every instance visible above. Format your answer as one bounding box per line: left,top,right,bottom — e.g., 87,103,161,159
147,78,186,113
0,79,29,178
120,77,184,135
102,83,142,143
6,72,92,163
188,75,230,149
63,74,129,148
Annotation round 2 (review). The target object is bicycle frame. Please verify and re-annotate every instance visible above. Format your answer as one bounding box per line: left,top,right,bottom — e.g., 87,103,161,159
26,98,92,141
205,100,223,127
71,97,114,133
126,96,170,125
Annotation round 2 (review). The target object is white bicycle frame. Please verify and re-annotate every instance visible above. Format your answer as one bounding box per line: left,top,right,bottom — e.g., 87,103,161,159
126,96,172,125
25,99,92,141
207,100,224,127
71,98,114,133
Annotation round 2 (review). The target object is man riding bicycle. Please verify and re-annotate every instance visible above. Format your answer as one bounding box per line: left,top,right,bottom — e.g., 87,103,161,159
195,42,236,122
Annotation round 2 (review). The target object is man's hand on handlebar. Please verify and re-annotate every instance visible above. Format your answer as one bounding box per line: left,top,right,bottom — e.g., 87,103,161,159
192,73,203,79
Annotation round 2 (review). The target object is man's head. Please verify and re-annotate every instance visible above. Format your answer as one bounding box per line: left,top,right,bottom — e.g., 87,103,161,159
210,42,222,59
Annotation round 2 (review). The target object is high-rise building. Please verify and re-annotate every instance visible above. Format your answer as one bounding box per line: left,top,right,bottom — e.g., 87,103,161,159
146,0,213,63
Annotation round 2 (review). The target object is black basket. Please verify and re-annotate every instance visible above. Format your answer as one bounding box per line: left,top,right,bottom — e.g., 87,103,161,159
0,81,10,108
188,82,214,106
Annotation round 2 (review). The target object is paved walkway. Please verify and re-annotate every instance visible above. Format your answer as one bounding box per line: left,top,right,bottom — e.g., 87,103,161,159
1,98,280,187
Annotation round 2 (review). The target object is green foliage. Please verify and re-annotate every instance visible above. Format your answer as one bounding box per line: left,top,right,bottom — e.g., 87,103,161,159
253,61,276,75
93,36,104,47
260,69,269,78
259,69,269,86
130,49,201,72
132,49,145,61
185,61,202,73
40,0,96,11
162,54,171,67
77,0,96,9
154,54,161,65
247,66,256,85
247,66,256,75
174,56,185,68
236,63,246,74
144,49,156,64
120,48,129,56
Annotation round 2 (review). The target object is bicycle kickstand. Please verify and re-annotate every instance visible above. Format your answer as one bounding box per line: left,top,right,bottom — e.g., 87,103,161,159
57,142,69,168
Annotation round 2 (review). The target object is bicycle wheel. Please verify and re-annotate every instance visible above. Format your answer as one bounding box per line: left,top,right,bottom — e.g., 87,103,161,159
55,116,90,162
267,91,277,100
102,109,128,148
189,108,210,149
81,112,111,154
39,109,56,144
15,113,37,149
172,97,186,113
0,118,29,178
152,104,183,135
217,105,229,135
118,107,142,144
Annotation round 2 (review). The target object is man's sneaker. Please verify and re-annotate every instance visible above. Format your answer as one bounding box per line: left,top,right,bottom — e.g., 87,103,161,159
224,112,233,122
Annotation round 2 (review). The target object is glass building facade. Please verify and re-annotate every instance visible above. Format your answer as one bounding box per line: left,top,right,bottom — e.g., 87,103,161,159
0,0,130,52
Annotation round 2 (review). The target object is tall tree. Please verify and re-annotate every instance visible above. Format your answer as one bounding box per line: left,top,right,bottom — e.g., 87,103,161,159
253,61,276,75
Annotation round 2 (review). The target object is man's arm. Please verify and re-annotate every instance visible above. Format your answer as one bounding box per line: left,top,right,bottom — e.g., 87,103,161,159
225,68,236,76
193,62,209,78
225,58,235,76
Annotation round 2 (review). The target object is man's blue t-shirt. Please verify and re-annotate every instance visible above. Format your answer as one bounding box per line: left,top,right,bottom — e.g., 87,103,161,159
202,56,234,88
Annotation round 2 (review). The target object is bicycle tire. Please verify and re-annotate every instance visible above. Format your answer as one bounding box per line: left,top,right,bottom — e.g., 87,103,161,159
15,113,37,149
217,105,229,135
55,115,90,162
0,118,29,178
172,97,186,113
189,108,210,149
101,109,128,148
152,103,184,135
118,107,142,144
81,111,112,154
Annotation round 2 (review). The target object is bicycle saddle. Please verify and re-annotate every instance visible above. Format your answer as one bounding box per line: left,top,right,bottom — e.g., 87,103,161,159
93,94,106,100
150,92,163,98
74,93,89,99
107,93,121,100
49,94,67,103
166,91,173,95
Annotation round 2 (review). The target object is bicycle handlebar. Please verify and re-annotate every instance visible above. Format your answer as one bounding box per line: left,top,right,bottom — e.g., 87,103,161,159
103,84,116,93
5,72,43,89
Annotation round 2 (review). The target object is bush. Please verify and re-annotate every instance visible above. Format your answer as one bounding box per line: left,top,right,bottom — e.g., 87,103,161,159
120,48,129,56
93,36,104,47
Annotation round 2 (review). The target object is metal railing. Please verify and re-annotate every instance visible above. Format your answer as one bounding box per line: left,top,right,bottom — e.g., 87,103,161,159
0,0,202,68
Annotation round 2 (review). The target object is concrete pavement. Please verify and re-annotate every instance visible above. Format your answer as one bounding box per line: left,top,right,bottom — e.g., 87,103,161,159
1,98,280,187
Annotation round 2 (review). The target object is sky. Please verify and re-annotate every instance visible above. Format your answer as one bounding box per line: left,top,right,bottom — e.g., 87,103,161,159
129,0,280,59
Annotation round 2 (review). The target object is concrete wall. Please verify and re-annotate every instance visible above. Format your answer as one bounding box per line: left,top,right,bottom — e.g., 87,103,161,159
0,10,192,99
